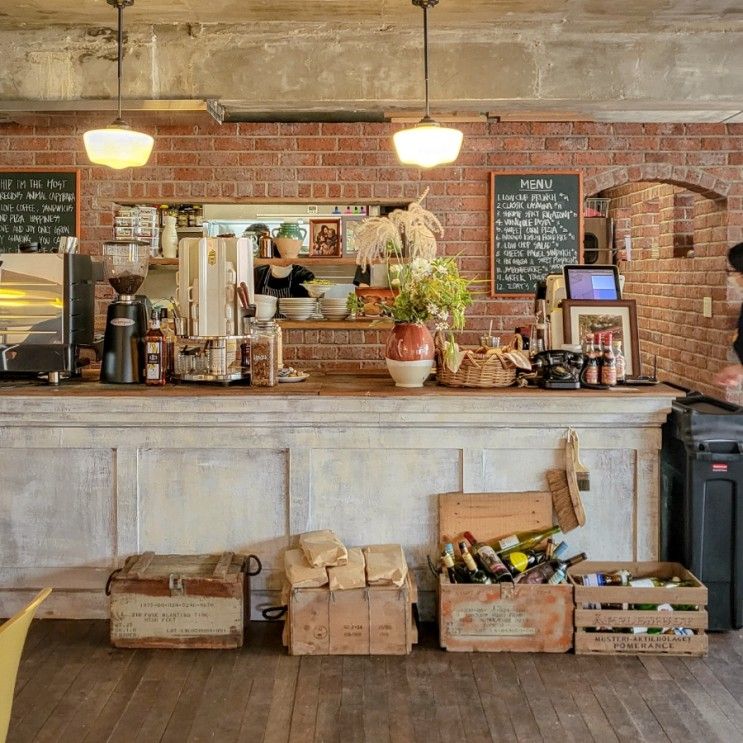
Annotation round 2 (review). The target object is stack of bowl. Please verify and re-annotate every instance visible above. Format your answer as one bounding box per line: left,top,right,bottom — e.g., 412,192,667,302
278,297,316,321
319,296,349,320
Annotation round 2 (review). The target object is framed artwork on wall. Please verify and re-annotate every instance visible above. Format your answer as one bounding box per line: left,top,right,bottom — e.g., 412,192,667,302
309,218,342,257
341,215,365,255
562,299,640,375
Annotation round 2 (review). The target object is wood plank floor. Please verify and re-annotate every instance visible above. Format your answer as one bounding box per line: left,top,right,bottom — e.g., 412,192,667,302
7,620,743,743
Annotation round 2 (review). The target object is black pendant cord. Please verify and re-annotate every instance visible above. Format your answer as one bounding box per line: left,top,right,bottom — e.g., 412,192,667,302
116,1,123,122
422,3,430,121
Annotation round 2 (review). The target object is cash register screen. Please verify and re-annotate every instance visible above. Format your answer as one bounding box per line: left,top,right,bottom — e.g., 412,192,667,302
563,265,621,300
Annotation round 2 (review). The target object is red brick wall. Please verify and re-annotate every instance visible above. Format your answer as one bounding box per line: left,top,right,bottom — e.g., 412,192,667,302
605,182,731,396
3,116,743,390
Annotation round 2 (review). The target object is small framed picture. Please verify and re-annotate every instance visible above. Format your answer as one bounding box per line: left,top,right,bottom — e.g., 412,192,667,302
341,215,365,255
309,218,342,257
562,299,640,375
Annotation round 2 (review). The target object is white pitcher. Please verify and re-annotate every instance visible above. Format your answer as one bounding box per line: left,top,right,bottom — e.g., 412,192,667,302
161,215,178,259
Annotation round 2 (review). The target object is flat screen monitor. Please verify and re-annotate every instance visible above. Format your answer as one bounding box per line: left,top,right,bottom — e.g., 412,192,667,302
563,264,622,301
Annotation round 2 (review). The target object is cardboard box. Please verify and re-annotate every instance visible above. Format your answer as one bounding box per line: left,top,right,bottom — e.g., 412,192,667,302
283,572,417,655
569,560,708,656
438,491,573,652
109,551,254,649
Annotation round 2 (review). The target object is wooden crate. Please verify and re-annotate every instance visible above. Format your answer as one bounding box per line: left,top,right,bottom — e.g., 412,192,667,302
438,491,573,653
569,561,708,656
108,551,253,649
284,572,417,655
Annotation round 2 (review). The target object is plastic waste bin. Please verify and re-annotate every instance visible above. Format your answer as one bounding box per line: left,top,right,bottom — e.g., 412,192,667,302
662,392,743,630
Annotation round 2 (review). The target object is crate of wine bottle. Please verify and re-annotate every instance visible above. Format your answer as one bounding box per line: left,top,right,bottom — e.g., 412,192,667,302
437,491,574,653
568,561,708,655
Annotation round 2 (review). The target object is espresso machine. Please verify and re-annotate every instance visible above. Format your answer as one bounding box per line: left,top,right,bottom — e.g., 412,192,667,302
100,241,150,384
173,236,255,383
0,253,96,383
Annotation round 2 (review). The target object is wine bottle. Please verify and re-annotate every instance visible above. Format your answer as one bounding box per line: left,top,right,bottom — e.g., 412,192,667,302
495,525,560,555
501,549,546,576
578,569,631,587
516,552,587,584
463,531,512,583
440,551,458,584
459,541,492,584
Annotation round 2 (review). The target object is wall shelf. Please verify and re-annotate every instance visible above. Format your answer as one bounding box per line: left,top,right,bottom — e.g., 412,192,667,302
149,258,179,266
255,257,359,267
279,319,392,330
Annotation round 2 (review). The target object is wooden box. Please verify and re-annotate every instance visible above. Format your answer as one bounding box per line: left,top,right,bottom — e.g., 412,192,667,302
283,572,417,655
438,491,573,653
569,561,708,656
108,551,250,649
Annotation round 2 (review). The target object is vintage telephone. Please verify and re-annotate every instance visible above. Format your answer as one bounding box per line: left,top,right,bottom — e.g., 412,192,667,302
530,350,584,389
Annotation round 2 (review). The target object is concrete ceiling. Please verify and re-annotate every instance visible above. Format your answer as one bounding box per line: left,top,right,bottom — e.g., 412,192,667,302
1,1,743,123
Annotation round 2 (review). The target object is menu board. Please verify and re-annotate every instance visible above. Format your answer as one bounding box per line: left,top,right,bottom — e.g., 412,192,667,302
490,171,582,296
0,169,80,252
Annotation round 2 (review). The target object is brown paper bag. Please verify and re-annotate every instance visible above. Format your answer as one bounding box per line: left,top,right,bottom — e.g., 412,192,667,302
284,548,328,588
299,529,348,568
327,547,366,591
363,544,408,587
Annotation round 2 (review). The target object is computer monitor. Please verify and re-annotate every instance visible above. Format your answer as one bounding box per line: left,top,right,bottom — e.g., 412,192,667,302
563,264,622,301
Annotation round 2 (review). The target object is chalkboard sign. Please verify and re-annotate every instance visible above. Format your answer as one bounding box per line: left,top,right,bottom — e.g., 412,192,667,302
0,169,80,252
490,171,583,296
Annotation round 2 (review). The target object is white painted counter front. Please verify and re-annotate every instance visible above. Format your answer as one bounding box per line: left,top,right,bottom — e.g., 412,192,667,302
0,378,677,620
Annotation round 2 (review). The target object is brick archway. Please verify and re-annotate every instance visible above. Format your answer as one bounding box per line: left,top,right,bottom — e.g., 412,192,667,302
585,164,732,201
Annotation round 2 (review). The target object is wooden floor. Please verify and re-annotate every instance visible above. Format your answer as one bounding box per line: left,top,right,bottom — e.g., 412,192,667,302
7,620,743,743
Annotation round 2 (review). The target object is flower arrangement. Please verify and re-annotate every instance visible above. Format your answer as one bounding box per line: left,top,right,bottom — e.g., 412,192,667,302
353,188,442,269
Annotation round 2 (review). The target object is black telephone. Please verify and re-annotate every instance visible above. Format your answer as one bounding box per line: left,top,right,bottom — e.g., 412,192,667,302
530,350,584,389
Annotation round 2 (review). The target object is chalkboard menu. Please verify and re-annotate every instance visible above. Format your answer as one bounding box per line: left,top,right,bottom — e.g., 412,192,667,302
490,171,583,296
0,169,80,252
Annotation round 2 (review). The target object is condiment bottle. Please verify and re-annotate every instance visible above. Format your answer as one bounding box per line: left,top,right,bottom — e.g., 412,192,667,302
613,340,626,383
144,311,166,386
601,332,617,386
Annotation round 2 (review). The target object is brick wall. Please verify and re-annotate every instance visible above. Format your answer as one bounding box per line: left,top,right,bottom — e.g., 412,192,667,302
2,116,743,390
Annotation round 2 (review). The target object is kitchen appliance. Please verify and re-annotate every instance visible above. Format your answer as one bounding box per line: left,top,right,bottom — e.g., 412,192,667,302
174,236,255,383
0,253,96,382
100,241,150,384
583,217,614,265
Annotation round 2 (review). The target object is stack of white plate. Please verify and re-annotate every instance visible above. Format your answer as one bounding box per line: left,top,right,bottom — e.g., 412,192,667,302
319,297,349,320
278,297,317,321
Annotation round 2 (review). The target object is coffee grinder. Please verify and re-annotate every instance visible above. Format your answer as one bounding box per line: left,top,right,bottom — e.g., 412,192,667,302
100,240,150,384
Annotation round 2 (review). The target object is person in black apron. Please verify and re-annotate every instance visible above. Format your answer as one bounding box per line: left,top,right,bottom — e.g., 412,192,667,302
254,263,315,298
715,242,743,387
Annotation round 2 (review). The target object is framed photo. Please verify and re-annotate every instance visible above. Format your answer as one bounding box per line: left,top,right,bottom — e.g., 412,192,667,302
309,218,342,257
341,215,365,255
562,299,640,375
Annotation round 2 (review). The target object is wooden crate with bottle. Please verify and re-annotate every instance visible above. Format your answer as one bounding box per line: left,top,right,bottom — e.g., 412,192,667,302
568,561,708,656
437,491,574,653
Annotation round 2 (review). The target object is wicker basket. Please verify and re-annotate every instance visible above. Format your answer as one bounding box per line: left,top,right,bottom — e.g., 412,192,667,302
436,347,517,388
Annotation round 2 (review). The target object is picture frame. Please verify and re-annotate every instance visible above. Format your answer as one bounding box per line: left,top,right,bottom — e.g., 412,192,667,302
341,215,365,255
562,299,640,375
309,218,342,257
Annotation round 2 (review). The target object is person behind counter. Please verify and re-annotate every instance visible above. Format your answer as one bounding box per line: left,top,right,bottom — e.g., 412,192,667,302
714,241,743,387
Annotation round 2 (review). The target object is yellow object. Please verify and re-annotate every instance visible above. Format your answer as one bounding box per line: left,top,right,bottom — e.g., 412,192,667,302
0,588,51,743
393,122,463,168
83,126,154,170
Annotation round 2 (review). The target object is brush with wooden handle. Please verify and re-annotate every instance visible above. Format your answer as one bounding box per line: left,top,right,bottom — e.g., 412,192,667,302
567,428,590,491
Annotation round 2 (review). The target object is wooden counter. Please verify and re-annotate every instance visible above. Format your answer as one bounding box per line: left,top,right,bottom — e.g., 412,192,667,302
0,373,679,620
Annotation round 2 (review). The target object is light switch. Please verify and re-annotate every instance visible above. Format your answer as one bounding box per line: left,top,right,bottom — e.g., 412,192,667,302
703,296,713,318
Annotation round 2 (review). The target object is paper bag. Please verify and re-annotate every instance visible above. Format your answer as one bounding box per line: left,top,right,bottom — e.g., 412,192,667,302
284,548,328,588
328,547,366,591
364,544,408,587
299,530,348,568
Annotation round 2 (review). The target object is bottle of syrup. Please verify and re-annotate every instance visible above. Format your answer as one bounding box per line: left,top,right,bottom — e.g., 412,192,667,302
145,311,167,386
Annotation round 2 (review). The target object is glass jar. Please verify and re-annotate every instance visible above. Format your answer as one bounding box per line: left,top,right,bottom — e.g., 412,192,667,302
250,320,279,386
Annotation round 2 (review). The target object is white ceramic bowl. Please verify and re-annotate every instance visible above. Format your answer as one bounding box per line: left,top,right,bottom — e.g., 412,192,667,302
385,358,434,388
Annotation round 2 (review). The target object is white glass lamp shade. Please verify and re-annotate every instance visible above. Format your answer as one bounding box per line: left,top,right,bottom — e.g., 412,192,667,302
393,121,463,168
83,124,154,170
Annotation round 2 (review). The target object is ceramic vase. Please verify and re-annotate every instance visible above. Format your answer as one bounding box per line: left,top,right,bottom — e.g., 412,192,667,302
384,322,435,388
161,215,178,259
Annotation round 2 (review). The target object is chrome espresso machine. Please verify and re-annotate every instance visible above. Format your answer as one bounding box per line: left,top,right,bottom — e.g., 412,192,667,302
0,253,96,383
174,236,255,383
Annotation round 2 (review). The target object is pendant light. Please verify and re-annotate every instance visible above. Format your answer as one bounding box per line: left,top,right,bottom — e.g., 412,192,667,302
83,0,154,170
393,0,463,168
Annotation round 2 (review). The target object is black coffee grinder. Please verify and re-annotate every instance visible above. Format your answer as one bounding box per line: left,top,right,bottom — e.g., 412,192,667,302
100,241,150,384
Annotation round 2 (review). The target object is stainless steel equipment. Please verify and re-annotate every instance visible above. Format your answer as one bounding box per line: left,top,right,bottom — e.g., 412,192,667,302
174,236,255,384
0,253,96,381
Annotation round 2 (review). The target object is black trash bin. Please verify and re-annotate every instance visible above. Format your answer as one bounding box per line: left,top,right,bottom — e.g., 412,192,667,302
661,392,743,630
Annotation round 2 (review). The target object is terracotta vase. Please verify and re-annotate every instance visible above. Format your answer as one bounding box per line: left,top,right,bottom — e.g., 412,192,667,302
384,322,435,388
